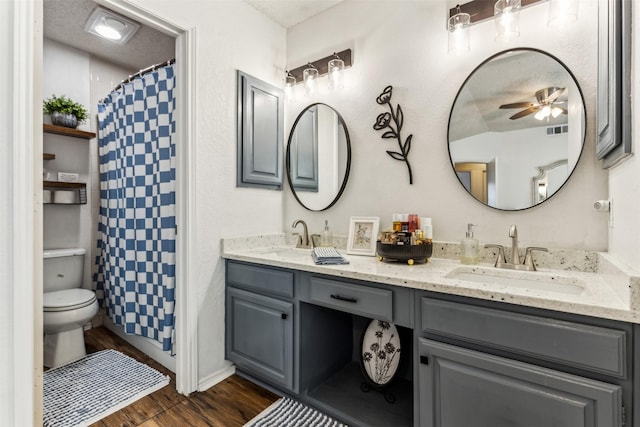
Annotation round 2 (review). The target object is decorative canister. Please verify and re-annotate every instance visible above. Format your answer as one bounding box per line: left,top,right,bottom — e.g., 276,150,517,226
50,112,78,128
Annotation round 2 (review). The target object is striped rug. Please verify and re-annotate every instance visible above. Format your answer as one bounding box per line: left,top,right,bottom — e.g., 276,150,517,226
43,349,170,427
245,397,347,427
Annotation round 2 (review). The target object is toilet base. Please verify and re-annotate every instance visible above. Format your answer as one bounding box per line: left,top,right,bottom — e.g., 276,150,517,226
44,327,87,368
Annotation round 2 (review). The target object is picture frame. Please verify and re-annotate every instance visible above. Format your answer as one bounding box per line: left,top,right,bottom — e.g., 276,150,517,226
346,216,380,256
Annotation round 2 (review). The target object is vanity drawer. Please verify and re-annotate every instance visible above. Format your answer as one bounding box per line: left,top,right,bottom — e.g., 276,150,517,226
421,298,627,377
227,261,294,298
309,276,393,321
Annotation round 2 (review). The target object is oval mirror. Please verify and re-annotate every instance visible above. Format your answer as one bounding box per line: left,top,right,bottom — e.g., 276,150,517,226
448,48,586,210
286,103,351,211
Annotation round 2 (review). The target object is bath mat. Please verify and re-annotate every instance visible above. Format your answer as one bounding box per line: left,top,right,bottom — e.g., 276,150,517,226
245,397,347,427
43,349,170,427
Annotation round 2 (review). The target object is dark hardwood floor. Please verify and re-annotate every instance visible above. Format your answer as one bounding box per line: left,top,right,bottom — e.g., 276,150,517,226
83,327,279,426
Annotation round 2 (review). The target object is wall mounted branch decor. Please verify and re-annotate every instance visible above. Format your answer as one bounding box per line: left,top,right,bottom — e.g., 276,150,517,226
373,86,414,184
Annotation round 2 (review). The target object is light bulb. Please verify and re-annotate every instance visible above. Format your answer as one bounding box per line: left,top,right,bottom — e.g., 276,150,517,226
303,67,318,96
551,106,563,118
328,57,345,91
448,10,471,55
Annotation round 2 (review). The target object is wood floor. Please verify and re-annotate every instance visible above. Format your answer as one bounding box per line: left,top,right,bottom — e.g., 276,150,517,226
82,327,279,426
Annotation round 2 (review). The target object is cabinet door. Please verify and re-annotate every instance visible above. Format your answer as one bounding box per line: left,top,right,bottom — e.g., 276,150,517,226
289,105,319,191
226,287,293,390
596,0,632,167
236,70,284,189
418,338,622,427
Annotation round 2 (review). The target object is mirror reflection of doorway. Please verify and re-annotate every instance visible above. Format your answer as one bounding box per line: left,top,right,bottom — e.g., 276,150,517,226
455,162,488,203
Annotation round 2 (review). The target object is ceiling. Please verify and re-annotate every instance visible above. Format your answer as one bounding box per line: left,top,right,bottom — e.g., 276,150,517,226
43,0,343,73
448,50,574,141
243,0,344,28
43,0,175,71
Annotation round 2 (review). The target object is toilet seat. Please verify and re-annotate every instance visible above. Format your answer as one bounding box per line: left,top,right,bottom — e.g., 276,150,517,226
44,289,97,312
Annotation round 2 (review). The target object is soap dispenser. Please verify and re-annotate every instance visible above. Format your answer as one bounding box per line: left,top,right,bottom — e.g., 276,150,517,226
461,223,480,265
320,220,333,247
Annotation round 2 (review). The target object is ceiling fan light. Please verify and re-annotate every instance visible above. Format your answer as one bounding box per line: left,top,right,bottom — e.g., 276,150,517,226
551,106,563,118
534,110,546,121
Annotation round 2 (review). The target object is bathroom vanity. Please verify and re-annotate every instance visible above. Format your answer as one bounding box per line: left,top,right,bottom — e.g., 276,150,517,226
223,236,640,427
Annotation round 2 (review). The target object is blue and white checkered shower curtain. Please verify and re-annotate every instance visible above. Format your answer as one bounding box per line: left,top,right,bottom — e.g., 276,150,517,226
94,64,176,352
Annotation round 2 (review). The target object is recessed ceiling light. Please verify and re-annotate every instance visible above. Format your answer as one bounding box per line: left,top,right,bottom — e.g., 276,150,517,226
84,7,140,44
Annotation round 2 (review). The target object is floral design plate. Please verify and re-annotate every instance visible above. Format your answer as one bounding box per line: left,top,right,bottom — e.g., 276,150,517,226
361,319,401,386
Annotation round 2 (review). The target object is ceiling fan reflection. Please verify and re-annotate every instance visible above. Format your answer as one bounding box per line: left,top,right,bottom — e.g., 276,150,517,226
499,86,567,121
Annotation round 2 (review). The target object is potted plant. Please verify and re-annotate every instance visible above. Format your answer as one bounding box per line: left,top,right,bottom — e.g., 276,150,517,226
43,94,88,129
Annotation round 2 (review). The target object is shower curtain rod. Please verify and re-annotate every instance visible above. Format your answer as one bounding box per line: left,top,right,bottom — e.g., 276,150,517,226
103,58,175,99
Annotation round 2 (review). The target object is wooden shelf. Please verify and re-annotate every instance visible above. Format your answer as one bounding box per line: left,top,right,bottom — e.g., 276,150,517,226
43,181,87,204
44,124,96,139
43,180,86,189
43,153,56,160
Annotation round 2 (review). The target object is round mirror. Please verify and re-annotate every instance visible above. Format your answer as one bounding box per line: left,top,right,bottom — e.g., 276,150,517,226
286,103,351,211
448,48,586,210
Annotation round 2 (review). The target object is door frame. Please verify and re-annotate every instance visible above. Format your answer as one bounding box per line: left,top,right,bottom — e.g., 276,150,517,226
97,0,199,396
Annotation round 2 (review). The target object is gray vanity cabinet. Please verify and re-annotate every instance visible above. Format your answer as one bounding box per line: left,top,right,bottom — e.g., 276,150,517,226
418,338,621,427
417,295,630,427
225,262,294,391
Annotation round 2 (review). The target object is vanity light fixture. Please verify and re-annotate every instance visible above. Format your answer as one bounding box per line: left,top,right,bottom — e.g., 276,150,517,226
547,0,579,28
494,0,521,42
84,7,140,44
328,53,345,91
448,5,471,54
286,49,352,96
303,64,319,96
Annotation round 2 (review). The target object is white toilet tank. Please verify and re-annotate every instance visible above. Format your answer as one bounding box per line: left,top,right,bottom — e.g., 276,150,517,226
43,248,86,293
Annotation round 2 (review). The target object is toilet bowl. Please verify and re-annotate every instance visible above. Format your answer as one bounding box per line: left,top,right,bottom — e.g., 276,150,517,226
43,289,98,368
43,248,98,368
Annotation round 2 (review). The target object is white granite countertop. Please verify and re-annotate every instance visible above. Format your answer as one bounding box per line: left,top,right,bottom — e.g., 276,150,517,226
222,234,640,324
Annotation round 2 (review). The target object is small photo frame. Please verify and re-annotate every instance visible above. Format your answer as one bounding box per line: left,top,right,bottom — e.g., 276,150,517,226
346,216,380,256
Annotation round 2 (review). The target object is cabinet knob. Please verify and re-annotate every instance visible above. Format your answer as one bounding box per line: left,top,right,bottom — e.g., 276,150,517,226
281,313,288,320
420,355,429,365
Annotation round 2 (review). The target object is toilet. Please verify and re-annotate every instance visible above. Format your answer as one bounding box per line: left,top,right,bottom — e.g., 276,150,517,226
43,248,99,368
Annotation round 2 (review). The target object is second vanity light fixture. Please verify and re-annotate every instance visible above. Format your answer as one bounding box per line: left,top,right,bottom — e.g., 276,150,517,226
286,49,352,96
448,0,578,53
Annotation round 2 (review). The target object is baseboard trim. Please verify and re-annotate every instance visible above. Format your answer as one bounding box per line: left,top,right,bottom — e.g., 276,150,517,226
198,363,236,392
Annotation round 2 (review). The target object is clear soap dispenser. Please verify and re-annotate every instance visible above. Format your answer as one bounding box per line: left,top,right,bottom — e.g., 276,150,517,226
320,220,333,247
460,223,480,265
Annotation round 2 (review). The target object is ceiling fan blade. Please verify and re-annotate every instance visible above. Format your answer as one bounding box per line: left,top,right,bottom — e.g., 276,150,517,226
509,107,539,120
546,87,566,102
499,102,534,109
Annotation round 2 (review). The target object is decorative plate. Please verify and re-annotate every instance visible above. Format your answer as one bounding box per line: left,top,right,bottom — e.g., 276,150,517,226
361,319,401,386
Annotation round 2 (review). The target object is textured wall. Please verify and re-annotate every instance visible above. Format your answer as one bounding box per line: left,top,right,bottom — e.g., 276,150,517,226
284,0,608,251
125,0,287,383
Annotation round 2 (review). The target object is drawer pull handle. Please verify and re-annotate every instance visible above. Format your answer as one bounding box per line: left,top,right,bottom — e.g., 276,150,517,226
330,294,358,303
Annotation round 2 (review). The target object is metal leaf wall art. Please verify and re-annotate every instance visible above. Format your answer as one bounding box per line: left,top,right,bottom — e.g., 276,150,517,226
373,85,414,184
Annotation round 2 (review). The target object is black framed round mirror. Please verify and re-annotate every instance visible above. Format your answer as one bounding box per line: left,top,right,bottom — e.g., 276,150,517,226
286,103,351,211
448,48,586,211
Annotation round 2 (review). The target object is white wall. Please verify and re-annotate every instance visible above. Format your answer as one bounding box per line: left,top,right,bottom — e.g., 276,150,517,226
284,0,607,251
451,127,569,209
123,0,287,383
43,39,94,289
608,4,640,270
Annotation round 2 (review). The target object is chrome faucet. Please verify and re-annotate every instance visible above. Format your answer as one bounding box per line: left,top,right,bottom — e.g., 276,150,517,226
509,225,520,265
485,225,548,271
292,219,311,248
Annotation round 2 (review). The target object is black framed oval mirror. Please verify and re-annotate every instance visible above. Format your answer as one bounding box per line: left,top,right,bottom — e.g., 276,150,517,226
286,103,351,211
448,48,586,211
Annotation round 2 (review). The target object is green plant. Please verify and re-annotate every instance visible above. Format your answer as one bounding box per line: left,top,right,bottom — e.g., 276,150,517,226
43,94,88,124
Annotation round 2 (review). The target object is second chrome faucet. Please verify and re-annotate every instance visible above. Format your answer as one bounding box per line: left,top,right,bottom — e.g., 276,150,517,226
486,225,548,271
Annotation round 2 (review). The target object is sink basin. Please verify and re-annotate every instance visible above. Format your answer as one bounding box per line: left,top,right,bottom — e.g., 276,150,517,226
446,267,585,295
255,247,311,261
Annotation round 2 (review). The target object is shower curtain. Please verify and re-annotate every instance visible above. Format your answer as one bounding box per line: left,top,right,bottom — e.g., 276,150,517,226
94,64,176,352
